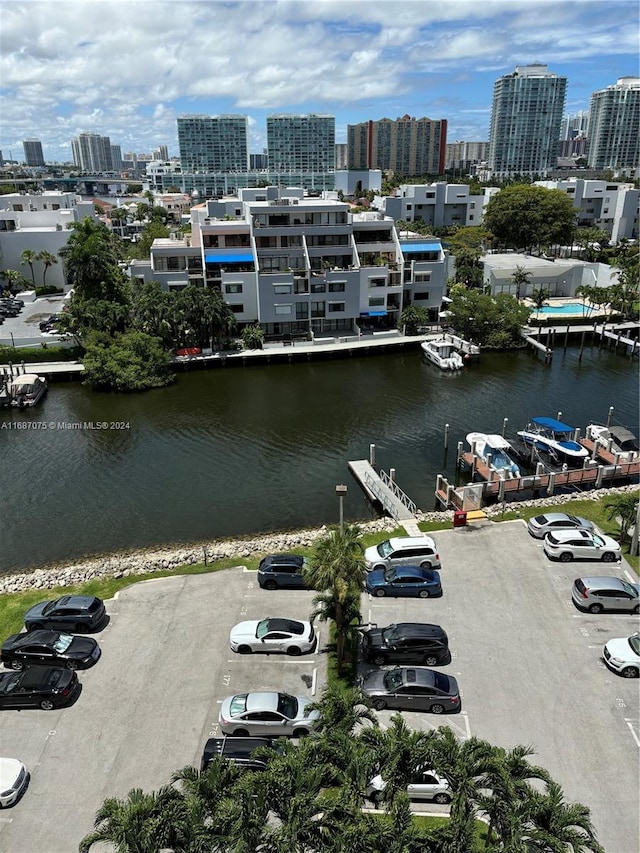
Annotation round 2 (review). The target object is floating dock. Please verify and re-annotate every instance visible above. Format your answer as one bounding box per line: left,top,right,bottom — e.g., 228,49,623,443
348,459,421,536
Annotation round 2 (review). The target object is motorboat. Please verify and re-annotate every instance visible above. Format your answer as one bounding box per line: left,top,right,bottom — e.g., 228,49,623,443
517,417,589,463
8,374,48,407
466,432,521,479
585,424,639,461
420,339,464,370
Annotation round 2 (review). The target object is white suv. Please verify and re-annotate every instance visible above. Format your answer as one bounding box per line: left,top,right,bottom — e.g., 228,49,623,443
603,633,640,678
364,536,440,572
366,769,450,805
543,529,621,563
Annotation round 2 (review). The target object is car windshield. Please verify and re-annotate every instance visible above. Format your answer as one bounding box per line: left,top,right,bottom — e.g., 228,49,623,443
383,669,404,691
230,695,248,716
383,567,396,582
629,635,640,654
377,540,393,558
381,624,398,642
621,581,639,598
41,601,58,615
566,515,580,524
277,693,298,719
256,620,271,639
52,634,74,653
592,534,605,546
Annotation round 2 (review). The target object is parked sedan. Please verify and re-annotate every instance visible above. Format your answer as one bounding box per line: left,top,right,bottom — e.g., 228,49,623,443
219,691,319,737
0,667,80,711
1,630,101,671
0,758,29,808
543,530,621,563
527,512,594,539
358,667,460,714
366,768,451,805
365,566,442,598
24,595,106,633
603,633,640,678
229,618,315,655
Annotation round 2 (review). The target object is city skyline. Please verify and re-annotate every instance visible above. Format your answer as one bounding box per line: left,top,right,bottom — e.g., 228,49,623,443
2,0,638,163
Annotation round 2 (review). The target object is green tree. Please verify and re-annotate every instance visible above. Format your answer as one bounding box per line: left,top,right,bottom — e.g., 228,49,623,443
604,492,639,545
520,780,604,853
82,330,174,391
447,286,530,348
510,264,532,300
36,250,58,288
60,217,127,302
20,248,37,287
304,524,367,675
0,269,27,295
484,185,576,253
130,219,170,260
530,286,550,319
241,322,264,350
130,279,175,346
399,304,429,334
573,227,610,262
451,245,483,288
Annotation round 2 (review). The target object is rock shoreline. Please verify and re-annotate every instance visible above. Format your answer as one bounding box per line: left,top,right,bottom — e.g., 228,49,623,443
1,486,636,595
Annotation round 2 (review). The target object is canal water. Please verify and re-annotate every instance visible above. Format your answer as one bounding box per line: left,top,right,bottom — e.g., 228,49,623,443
1,343,637,574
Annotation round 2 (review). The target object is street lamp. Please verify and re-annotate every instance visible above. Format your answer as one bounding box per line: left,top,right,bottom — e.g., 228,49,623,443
335,484,347,534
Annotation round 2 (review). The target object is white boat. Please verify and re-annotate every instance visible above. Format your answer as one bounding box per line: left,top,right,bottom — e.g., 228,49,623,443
421,339,464,370
8,374,48,407
466,432,521,479
585,424,639,461
517,417,588,463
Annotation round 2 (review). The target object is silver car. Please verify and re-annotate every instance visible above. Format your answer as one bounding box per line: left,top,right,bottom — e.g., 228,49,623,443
543,529,621,563
218,691,319,737
572,577,640,614
527,512,594,539
366,768,451,805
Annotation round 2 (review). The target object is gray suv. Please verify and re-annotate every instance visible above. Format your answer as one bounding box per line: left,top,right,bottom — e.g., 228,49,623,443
571,576,640,614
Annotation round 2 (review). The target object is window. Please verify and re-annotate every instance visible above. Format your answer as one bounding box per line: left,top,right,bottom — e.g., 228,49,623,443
311,301,325,318
296,303,309,319
369,278,386,288
225,283,243,294
311,281,326,293
328,302,345,313
274,304,293,315
273,284,292,295
328,281,345,292
369,297,385,308
415,292,430,300
228,304,244,314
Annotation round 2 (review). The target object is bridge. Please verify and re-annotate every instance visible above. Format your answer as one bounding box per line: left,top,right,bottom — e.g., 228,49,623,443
348,458,422,536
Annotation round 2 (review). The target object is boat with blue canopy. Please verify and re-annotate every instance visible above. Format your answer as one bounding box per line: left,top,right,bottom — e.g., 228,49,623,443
517,417,589,463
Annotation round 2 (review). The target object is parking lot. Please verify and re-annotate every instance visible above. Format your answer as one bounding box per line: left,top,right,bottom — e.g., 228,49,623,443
0,294,68,348
0,521,638,852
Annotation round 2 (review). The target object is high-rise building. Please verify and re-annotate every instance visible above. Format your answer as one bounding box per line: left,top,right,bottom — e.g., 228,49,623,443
445,141,489,171
335,144,348,170
587,77,639,170
347,116,447,176
23,139,45,167
267,114,335,176
488,64,566,178
560,110,590,141
177,115,249,172
110,145,123,171
71,133,113,172
153,145,169,161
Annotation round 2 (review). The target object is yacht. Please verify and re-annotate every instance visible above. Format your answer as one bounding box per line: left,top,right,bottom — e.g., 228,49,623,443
585,424,639,461
466,433,521,479
517,417,589,463
421,339,464,371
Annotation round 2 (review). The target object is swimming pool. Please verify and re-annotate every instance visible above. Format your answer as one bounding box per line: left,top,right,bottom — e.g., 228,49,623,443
537,303,591,315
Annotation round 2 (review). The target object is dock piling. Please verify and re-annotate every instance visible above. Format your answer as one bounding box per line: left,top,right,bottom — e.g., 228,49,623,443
502,417,508,438
369,443,376,467
444,423,449,450
607,406,614,427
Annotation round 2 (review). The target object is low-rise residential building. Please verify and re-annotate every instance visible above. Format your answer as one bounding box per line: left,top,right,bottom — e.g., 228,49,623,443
129,187,448,336
482,253,618,298
534,178,638,242
375,182,499,228
0,192,97,289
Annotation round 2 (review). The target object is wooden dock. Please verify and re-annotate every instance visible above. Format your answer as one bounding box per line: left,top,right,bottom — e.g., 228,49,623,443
348,460,421,535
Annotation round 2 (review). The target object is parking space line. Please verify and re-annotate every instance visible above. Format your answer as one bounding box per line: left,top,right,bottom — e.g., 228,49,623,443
283,659,316,664
0,817,14,824
311,667,317,696
624,720,640,748
624,570,636,583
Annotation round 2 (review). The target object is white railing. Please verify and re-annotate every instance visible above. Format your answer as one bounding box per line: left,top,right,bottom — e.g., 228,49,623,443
364,469,416,520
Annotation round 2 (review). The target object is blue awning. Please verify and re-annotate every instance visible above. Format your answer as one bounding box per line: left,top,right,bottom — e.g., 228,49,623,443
204,252,254,263
400,242,441,253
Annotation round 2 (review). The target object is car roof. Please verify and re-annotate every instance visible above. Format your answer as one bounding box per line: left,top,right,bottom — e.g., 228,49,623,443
387,623,446,636
549,529,593,542
245,692,282,712
54,595,98,610
260,554,304,566
388,536,436,549
535,512,576,523
10,630,60,648
391,566,434,578
203,737,275,761
576,576,627,591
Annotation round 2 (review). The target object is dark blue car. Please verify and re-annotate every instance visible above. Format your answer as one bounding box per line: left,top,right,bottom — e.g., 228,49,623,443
365,565,442,598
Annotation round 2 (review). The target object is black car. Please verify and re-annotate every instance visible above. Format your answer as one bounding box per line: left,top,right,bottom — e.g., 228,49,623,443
257,554,309,590
0,667,79,710
361,623,450,667
24,596,106,633
1,630,101,671
200,737,279,772
358,667,460,714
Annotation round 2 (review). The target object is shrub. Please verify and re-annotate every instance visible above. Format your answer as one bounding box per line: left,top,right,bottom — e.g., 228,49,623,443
0,345,83,363
35,286,64,297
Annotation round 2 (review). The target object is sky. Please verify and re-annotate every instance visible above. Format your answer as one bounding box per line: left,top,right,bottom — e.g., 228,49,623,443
1,0,639,163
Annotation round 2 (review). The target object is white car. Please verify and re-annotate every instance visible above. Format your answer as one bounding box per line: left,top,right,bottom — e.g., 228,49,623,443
364,536,440,572
366,768,451,805
219,691,319,737
543,529,621,563
229,617,315,656
0,758,28,808
603,633,640,678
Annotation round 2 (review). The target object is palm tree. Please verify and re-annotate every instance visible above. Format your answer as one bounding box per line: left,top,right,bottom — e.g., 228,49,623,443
521,780,604,852
79,785,192,852
304,523,367,674
603,492,638,545
36,250,58,288
575,284,596,317
309,682,377,737
511,265,532,300
1,269,26,295
530,287,550,319
60,216,125,302
20,248,37,288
